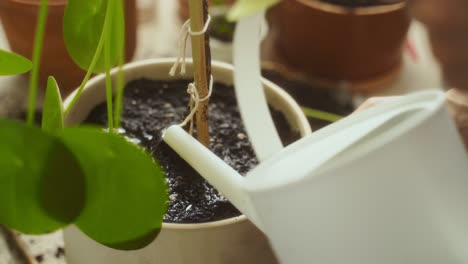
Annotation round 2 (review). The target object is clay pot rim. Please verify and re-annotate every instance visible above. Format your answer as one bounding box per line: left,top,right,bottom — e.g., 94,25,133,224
293,0,407,15
261,59,404,93
3,0,66,7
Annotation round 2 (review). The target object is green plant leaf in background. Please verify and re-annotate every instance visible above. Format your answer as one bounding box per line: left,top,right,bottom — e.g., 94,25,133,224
59,127,167,250
63,0,122,73
0,50,32,76
0,120,85,234
302,107,343,123
227,0,281,21
63,0,126,118
42,77,64,133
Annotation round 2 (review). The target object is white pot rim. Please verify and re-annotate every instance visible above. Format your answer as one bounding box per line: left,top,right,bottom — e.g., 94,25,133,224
65,58,310,135
64,58,311,231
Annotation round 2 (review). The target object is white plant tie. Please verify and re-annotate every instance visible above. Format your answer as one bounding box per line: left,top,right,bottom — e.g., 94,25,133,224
170,15,212,76
179,75,214,135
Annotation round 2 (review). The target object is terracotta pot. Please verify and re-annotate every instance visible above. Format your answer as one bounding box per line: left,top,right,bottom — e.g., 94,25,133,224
62,58,311,264
0,0,137,96
265,0,411,92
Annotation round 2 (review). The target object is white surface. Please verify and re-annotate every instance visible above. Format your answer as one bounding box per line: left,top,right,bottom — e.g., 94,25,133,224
18,233,65,264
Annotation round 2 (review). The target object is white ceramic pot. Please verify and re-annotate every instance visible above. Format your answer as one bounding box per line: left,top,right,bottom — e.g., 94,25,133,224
62,58,311,264
210,38,233,63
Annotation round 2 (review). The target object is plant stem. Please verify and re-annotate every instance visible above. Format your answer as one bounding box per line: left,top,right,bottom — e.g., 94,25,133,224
189,0,212,146
64,1,113,116
26,0,48,126
114,0,126,129
104,0,115,132
301,107,343,123
114,64,125,128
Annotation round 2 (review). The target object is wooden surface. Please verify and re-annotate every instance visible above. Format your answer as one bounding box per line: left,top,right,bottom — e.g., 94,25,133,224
0,0,443,263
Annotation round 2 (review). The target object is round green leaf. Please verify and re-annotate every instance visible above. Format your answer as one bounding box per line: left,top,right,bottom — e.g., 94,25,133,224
0,120,85,234
63,0,124,73
59,127,167,250
0,50,32,76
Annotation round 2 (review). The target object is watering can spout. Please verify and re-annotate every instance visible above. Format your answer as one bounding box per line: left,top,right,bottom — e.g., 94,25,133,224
163,125,263,229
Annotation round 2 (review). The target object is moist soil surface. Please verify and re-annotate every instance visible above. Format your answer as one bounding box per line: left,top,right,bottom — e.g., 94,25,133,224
85,79,299,224
318,0,403,7
262,69,355,131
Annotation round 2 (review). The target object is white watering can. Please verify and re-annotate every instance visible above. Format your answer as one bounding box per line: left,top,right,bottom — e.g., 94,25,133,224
164,90,468,264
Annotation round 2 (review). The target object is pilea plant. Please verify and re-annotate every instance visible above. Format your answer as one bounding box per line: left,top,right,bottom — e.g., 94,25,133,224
0,0,167,250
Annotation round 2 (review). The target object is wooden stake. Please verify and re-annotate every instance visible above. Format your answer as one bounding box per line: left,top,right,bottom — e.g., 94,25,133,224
189,0,211,147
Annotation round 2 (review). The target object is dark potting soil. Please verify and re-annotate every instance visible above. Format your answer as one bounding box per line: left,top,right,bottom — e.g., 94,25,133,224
85,79,300,223
318,0,403,7
262,69,355,131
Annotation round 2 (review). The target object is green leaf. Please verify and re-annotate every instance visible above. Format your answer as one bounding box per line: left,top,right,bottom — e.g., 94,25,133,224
302,107,343,123
63,0,123,73
0,50,32,76
42,77,64,133
26,0,48,126
227,0,281,21
59,127,167,250
113,0,126,129
103,0,116,132
0,120,86,234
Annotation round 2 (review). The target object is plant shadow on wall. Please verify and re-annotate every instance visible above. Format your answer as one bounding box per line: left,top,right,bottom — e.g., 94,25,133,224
0,0,167,251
